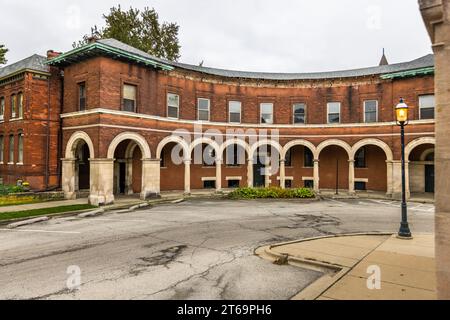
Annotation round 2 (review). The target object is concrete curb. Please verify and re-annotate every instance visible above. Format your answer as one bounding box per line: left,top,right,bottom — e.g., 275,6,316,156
7,216,50,229
255,232,394,300
77,208,105,218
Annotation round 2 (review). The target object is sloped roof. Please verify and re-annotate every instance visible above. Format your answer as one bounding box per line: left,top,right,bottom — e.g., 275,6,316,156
0,54,49,79
50,38,435,81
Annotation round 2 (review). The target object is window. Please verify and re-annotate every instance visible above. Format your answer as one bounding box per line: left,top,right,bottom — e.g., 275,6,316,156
18,133,24,164
10,95,16,118
228,180,240,188
229,101,241,123
260,103,273,124
304,148,314,168
198,98,210,121
304,180,314,189
78,83,86,111
364,100,378,123
0,97,4,120
285,149,292,167
123,84,137,112
419,95,435,120
203,180,216,189
0,136,4,163
167,93,179,119
293,103,306,124
8,135,14,163
355,182,367,191
17,93,23,118
355,147,366,168
285,180,292,189
226,144,240,167
327,102,340,123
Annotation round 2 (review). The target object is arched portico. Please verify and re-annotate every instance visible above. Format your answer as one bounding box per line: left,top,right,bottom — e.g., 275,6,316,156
406,137,436,197
281,139,317,190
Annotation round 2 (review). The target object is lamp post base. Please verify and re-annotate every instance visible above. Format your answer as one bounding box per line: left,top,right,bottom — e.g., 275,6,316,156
398,222,412,239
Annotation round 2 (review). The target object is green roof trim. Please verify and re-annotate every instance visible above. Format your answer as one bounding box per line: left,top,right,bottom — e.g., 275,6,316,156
381,66,435,80
46,42,174,71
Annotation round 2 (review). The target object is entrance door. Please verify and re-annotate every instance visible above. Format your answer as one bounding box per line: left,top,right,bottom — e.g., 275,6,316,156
425,165,434,193
119,162,126,194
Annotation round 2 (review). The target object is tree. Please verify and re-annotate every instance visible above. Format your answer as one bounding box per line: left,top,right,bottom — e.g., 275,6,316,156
74,6,181,61
0,44,8,65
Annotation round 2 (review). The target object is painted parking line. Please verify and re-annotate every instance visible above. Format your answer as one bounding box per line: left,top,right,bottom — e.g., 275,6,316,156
0,228,81,235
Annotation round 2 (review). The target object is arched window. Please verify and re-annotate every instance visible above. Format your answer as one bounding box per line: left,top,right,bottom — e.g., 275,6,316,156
0,135,4,163
10,95,16,118
355,147,366,168
8,134,14,163
17,93,23,118
0,97,4,120
18,132,24,164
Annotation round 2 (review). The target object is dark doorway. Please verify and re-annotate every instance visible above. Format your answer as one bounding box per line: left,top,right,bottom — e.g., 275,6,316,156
78,143,90,190
119,162,126,194
253,161,265,187
425,165,435,193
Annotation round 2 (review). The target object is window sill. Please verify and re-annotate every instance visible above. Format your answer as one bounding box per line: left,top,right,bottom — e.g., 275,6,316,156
9,117,23,122
16,162,24,166
7,162,14,165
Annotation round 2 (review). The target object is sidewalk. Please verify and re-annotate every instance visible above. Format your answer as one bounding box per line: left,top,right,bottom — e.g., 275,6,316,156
257,233,436,300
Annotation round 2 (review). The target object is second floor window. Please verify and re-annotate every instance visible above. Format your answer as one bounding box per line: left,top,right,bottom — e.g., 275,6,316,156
0,136,4,163
198,98,210,121
18,133,24,164
419,95,435,120
229,101,241,123
167,93,179,119
123,84,137,112
364,100,378,123
327,102,340,124
8,135,14,163
260,103,273,124
293,103,306,124
0,97,4,120
78,83,86,111
11,95,16,118
17,93,23,118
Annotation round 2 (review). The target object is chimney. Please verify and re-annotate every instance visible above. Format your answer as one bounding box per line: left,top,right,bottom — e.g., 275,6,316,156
47,50,62,60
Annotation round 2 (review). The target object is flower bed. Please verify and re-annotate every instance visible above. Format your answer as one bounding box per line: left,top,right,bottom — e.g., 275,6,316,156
228,187,315,199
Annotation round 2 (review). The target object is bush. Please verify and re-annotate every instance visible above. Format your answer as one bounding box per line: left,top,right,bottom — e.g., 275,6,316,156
0,184,25,196
228,187,315,199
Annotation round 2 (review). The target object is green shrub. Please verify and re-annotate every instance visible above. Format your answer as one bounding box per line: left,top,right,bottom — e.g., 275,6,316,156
229,187,315,199
0,184,25,196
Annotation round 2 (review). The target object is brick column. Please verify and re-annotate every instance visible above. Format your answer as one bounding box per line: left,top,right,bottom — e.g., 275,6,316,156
141,159,160,199
89,158,114,206
61,158,77,200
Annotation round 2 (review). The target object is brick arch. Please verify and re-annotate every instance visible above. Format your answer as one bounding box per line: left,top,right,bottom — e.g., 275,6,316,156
281,139,317,160
351,138,393,161
405,137,436,160
107,132,151,159
316,139,352,159
65,131,95,159
156,135,190,160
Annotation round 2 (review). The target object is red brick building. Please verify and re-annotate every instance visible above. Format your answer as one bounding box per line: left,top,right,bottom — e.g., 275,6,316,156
0,39,435,205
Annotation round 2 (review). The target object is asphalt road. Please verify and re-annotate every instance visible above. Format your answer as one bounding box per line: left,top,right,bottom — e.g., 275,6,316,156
0,198,434,300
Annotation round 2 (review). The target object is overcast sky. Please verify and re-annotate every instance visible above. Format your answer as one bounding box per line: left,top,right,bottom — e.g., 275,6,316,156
1,0,431,73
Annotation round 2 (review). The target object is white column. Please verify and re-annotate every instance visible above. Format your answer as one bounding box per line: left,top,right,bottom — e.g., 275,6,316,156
405,161,411,199
215,159,222,192
247,159,254,187
141,158,161,200
313,159,320,193
348,159,355,195
62,158,77,200
391,160,411,200
280,159,286,189
386,160,393,197
89,158,115,206
184,159,191,194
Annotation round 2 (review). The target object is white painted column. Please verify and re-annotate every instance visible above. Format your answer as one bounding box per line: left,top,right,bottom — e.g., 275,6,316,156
391,160,411,200
141,158,161,200
215,159,222,192
247,159,254,187
405,161,411,199
313,159,320,193
62,158,77,200
184,159,191,195
89,158,115,206
348,159,355,195
280,159,286,189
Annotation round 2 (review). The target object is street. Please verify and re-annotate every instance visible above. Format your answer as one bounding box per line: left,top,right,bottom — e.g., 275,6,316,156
0,198,434,300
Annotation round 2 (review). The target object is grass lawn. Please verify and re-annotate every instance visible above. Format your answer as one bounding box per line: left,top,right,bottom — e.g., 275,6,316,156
0,204,97,221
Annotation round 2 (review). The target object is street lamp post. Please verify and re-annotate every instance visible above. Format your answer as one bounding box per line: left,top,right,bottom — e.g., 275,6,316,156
396,98,412,239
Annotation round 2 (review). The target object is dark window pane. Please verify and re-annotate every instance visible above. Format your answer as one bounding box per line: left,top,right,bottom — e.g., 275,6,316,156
285,149,292,167
168,106,179,118
285,180,292,188
420,108,434,120
123,99,135,112
294,114,305,124
198,110,209,121
304,149,314,167
230,112,241,123
227,180,240,188
203,180,216,189
355,148,366,168
328,113,340,123
304,180,314,188
355,182,367,191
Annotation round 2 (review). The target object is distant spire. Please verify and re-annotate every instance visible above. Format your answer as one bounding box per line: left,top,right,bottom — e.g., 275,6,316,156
379,48,389,66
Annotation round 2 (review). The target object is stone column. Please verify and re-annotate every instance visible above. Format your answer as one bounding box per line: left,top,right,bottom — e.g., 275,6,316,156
141,158,161,200
313,159,320,193
184,159,191,195
386,160,394,197
419,0,450,299
62,158,77,200
279,159,286,189
247,159,253,187
215,159,222,192
348,159,355,195
89,158,115,206
391,160,411,200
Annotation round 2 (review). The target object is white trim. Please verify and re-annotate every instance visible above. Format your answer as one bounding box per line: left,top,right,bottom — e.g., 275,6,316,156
355,178,369,183
363,100,378,123
201,177,216,181
16,162,23,166
327,102,341,124
197,98,211,122
302,176,314,181
277,176,293,181
60,108,435,129
226,176,242,181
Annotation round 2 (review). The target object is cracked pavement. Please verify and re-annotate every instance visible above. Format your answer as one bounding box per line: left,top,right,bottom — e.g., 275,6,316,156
0,198,434,300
